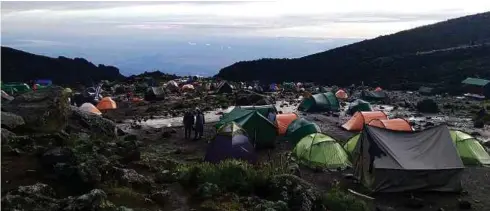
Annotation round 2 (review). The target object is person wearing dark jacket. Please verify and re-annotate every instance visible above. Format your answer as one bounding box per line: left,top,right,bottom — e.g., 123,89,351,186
194,109,205,140
183,110,195,139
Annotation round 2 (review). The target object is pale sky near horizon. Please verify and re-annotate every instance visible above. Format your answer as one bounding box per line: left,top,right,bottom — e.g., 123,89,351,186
2,1,490,76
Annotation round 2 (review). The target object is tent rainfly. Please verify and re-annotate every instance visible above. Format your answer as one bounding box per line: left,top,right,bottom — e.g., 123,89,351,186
205,122,257,164
276,113,299,136
450,130,490,166
335,89,348,100
368,119,412,131
346,99,372,115
353,125,464,192
298,92,340,112
293,133,351,169
285,118,321,144
342,111,388,131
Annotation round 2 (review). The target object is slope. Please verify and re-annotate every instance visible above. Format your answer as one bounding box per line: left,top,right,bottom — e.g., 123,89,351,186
1,47,125,85
216,12,490,91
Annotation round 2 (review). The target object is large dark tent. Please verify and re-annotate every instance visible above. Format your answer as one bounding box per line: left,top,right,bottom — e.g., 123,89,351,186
361,90,387,101
298,92,340,112
205,122,257,164
353,125,464,193
144,86,166,101
217,81,233,94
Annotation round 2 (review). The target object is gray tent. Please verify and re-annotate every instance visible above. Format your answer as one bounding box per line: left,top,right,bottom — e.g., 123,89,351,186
353,125,464,193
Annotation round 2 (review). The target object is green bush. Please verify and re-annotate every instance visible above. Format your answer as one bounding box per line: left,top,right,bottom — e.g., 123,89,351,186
321,187,369,211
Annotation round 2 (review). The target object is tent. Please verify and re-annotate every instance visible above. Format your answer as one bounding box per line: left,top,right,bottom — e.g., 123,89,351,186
145,86,166,101
282,82,296,91
293,133,352,169
298,92,340,112
374,87,383,91
97,97,117,110
182,84,195,92
353,125,464,192
205,122,257,164
269,83,278,92
276,113,298,136
35,79,53,86
80,103,102,115
234,105,276,117
346,99,372,115
342,111,388,131
361,90,387,101
450,130,490,166
418,86,434,95
335,89,348,100
216,108,277,148
368,119,412,131
343,134,360,156
285,118,321,144
1,83,31,95
166,80,180,91
217,81,233,94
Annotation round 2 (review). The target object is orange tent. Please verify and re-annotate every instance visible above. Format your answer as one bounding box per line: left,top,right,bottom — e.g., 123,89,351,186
374,87,383,91
97,97,117,110
80,103,102,115
368,118,412,131
276,113,299,135
335,89,348,100
342,111,387,131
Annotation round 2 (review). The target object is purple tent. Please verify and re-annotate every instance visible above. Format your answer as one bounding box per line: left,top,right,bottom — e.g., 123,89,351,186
205,122,257,164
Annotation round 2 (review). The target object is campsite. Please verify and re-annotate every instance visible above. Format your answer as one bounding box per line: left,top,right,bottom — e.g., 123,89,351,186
1,75,490,211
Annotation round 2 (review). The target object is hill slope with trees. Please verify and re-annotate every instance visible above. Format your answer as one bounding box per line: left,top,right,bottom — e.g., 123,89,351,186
1,46,125,85
216,12,490,90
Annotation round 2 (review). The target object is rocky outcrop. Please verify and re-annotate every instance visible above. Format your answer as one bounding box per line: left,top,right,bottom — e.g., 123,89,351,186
268,174,321,211
1,183,126,211
416,99,439,113
68,106,119,137
2,87,70,133
235,90,272,106
1,112,25,130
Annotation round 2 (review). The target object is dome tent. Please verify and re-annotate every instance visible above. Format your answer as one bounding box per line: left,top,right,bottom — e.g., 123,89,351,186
285,118,321,145
298,92,340,112
96,97,117,110
205,122,257,164
342,111,388,131
346,99,372,115
368,119,412,132
335,89,348,100
276,113,298,136
293,133,352,169
80,103,102,115
450,130,490,166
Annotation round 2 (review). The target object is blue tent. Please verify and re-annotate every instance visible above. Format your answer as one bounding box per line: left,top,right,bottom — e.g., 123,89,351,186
205,122,257,164
35,79,52,86
269,83,277,92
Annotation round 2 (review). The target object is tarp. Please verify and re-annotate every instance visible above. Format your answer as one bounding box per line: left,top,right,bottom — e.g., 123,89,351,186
80,103,102,115
205,122,257,164
342,111,388,131
346,99,372,115
145,86,166,101
293,133,351,169
285,118,321,144
216,108,277,149
450,130,490,166
368,119,412,131
298,92,340,112
335,89,348,100
276,113,298,136
217,81,233,94
353,125,464,192
361,90,387,101
97,97,117,110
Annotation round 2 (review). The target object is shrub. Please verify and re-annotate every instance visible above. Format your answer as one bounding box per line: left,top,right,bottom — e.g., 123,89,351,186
321,187,369,211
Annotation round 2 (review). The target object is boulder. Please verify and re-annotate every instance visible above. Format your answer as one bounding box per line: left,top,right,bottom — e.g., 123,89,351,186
1,128,16,143
61,189,108,211
114,168,153,191
268,174,320,211
2,87,70,133
1,183,60,210
41,147,76,167
68,106,118,137
416,99,439,113
1,112,25,130
235,90,272,106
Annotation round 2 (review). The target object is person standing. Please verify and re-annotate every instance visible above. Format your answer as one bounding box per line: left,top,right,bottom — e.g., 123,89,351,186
194,109,205,140
183,110,194,140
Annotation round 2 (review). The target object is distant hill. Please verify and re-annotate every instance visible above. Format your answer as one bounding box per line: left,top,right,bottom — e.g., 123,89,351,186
216,12,490,91
1,46,125,85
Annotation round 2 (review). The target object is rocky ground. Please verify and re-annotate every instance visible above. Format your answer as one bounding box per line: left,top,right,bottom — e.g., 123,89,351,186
2,87,489,211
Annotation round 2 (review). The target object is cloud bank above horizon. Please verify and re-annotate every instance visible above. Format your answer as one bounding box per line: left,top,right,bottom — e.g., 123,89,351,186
3,1,489,39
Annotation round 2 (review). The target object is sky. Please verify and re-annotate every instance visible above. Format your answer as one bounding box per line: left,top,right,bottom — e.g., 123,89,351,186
2,1,490,76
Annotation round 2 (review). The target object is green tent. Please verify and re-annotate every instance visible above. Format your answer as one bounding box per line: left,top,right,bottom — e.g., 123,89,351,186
346,99,372,115
235,105,276,117
343,134,360,158
216,108,277,148
1,82,31,95
298,92,340,112
293,133,352,169
450,130,490,166
285,118,321,144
